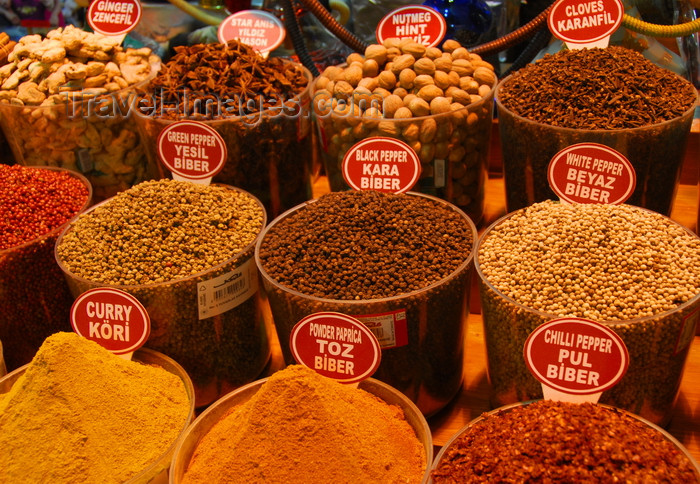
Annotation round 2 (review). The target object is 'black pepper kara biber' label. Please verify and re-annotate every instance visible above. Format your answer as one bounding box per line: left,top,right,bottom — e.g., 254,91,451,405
342,137,422,194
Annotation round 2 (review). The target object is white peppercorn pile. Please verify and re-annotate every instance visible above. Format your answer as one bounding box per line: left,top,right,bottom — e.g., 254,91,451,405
257,190,473,300
57,179,265,285
476,200,700,426
431,400,699,482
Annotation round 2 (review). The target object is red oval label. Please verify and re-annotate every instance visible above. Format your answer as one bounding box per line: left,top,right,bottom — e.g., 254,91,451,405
290,312,382,384
548,0,624,44
524,318,629,395
548,142,636,205
157,121,227,181
88,0,142,37
217,10,285,54
71,288,151,355
376,6,447,48
342,137,421,194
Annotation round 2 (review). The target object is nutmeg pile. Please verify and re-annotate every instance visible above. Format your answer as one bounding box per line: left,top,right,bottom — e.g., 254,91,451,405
313,38,497,223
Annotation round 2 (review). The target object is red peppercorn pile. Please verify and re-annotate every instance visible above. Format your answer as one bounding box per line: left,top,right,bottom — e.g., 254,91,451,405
0,165,89,250
0,165,90,371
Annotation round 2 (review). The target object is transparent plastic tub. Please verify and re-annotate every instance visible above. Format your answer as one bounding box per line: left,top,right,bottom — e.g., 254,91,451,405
314,74,496,226
496,76,698,215
55,185,270,408
0,347,196,484
0,64,161,202
169,375,433,484
255,192,477,416
0,167,92,371
429,400,700,482
475,206,700,427
133,65,314,219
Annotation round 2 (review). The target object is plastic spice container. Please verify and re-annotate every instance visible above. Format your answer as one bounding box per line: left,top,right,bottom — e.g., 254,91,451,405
0,166,92,371
170,371,433,484
430,400,700,482
313,40,497,226
495,47,699,216
475,201,700,426
55,181,270,407
255,190,477,416
0,347,196,484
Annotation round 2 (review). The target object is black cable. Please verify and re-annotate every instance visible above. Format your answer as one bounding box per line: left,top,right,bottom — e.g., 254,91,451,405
281,0,320,77
502,27,552,77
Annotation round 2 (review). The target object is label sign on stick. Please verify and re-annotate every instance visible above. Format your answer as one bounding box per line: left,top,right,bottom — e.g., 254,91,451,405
88,0,142,37
548,142,636,205
290,312,382,384
71,288,151,356
524,317,629,402
547,0,624,49
157,121,227,184
342,137,421,194
218,10,285,54
376,5,447,47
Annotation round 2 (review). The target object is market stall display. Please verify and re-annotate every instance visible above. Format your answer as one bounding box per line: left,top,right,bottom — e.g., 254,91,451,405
476,200,700,426
134,40,313,218
313,38,496,225
0,165,91,371
55,179,270,407
171,364,430,484
496,46,698,216
0,26,161,201
0,332,194,483
256,190,476,416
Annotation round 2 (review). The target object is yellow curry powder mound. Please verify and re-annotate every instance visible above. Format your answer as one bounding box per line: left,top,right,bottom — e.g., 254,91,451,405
0,332,191,483
183,364,427,484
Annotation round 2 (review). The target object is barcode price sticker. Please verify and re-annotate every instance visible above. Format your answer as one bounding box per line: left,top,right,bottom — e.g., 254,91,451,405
197,258,259,319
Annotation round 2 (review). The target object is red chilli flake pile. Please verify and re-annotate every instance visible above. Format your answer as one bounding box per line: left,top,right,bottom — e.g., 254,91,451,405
0,165,89,250
431,400,699,482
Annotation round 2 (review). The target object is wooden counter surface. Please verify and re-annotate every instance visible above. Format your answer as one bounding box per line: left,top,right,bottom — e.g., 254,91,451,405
303,120,700,461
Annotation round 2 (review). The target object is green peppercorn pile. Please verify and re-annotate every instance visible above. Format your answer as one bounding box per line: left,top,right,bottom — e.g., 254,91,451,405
57,179,264,285
476,200,700,426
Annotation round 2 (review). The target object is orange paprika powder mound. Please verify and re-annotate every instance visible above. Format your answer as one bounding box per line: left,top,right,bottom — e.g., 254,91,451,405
182,364,427,484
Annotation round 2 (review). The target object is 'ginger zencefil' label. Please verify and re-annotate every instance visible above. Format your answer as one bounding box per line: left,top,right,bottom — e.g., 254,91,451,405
88,0,141,37
71,288,151,355
290,312,382,384
548,143,636,205
218,10,285,54
342,137,421,194
547,0,623,48
157,121,227,184
376,5,447,47
524,317,629,402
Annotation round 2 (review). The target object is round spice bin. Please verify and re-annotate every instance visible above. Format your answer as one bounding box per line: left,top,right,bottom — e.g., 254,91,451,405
0,26,162,202
255,190,478,416
133,41,314,219
170,365,433,484
0,165,92,371
55,180,270,408
313,38,497,225
0,345,196,483
475,201,700,426
496,46,699,215
429,400,700,482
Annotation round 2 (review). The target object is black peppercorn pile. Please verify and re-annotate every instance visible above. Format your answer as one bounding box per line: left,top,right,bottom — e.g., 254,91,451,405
431,400,699,482
498,46,698,129
257,190,473,300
